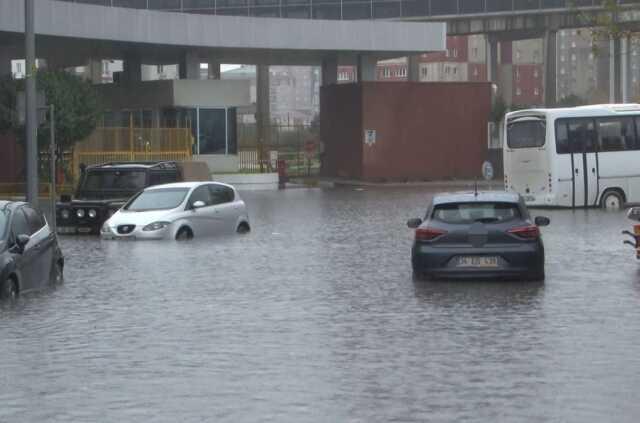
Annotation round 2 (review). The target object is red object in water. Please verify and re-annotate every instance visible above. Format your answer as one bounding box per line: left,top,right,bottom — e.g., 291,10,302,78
277,159,287,188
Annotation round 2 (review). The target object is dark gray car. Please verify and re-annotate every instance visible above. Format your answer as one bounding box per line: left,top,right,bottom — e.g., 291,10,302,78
408,191,549,281
0,201,64,300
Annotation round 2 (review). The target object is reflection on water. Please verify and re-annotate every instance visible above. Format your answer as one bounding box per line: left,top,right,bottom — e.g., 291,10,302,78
2,187,640,422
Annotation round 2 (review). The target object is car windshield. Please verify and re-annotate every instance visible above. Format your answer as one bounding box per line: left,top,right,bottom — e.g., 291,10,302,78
507,119,546,149
432,202,521,224
83,170,147,191
0,209,8,239
125,188,189,212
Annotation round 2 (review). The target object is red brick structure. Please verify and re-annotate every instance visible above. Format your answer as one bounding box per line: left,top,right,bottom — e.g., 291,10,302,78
0,133,23,183
320,82,492,181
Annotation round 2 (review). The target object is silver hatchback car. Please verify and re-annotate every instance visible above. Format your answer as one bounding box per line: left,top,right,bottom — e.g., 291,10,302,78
101,182,250,240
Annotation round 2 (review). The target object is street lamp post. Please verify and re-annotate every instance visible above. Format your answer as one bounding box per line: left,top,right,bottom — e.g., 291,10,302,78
25,0,38,207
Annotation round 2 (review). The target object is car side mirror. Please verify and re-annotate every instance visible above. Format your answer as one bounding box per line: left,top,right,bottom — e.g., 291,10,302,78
12,234,30,254
407,218,422,229
192,200,206,209
534,216,550,227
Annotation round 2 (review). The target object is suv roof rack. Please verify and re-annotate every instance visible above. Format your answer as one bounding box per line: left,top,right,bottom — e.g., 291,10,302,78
88,161,178,170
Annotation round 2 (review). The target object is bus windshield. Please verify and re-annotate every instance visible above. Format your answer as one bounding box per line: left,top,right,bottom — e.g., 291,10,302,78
507,119,546,149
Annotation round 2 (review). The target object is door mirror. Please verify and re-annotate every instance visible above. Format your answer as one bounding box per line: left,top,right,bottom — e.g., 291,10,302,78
534,216,550,227
12,234,30,254
192,200,206,209
407,218,423,229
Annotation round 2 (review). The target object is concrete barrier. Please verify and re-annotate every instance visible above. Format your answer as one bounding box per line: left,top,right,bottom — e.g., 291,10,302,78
211,173,279,191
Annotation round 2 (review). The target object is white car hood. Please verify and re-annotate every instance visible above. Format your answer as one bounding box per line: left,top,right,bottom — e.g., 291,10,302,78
107,209,176,227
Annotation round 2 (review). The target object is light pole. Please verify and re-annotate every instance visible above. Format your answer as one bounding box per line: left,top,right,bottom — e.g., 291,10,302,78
25,0,38,206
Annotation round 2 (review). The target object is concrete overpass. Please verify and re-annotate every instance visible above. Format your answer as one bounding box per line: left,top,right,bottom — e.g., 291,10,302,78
48,0,640,105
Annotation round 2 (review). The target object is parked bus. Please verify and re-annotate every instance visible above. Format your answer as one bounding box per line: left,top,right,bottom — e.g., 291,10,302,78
504,104,640,209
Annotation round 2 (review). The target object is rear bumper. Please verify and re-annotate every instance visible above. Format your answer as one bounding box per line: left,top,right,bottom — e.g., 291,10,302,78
412,242,544,280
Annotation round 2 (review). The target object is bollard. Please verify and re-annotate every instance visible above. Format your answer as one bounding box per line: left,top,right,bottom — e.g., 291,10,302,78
277,159,287,189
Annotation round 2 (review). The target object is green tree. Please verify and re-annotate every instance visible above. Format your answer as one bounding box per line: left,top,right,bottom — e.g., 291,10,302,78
556,94,587,107
35,70,102,152
0,70,102,151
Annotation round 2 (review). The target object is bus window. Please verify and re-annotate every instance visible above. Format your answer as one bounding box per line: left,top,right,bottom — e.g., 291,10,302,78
507,119,546,149
555,121,570,154
557,118,596,154
597,117,636,152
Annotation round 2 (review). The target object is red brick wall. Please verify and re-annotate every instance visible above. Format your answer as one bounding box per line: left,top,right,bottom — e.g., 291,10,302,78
320,84,363,179
0,133,23,183
321,82,492,181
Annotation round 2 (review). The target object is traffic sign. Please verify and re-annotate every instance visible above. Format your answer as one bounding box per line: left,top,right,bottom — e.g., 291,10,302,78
482,161,494,181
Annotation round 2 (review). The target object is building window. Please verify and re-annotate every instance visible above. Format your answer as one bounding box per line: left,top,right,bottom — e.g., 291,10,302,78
534,88,540,96
533,69,539,78
516,88,522,96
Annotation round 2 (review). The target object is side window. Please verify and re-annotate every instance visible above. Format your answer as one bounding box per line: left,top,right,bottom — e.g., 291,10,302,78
560,118,596,154
209,185,235,205
597,117,636,152
555,121,570,154
22,207,45,235
11,209,30,238
149,171,179,187
188,185,214,207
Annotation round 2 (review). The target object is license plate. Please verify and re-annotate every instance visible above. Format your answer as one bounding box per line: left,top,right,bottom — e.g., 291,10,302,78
77,227,93,234
456,256,499,268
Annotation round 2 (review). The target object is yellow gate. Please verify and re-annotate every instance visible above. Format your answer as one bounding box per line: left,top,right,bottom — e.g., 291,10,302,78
72,127,194,182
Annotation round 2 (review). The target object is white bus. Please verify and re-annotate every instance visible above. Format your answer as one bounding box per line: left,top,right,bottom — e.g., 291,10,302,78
503,104,640,209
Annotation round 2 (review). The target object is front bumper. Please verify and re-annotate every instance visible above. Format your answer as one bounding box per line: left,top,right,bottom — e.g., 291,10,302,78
101,226,172,241
412,242,544,280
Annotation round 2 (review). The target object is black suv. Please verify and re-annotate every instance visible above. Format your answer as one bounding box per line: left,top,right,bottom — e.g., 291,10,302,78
56,161,187,234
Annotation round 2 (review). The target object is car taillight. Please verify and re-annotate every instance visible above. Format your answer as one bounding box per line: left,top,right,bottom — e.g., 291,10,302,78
415,227,447,241
508,225,540,240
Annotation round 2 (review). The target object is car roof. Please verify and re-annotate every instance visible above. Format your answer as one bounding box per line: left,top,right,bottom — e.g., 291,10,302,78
432,191,521,206
0,200,26,211
144,181,235,191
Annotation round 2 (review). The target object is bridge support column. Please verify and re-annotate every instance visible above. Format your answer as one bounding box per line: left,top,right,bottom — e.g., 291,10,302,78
179,51,201,80
86,59,104,84
610,37,621,103
321,55,338,86
407,55,421,82
122,54,142,83
0,49,12,77
621,36,630,103
208,61,221,80
356,54,377,82
486,35,498,84
256,64,271,160
543,30,557,107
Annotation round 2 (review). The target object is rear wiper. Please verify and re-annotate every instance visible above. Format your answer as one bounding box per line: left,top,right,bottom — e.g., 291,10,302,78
474,218,500,223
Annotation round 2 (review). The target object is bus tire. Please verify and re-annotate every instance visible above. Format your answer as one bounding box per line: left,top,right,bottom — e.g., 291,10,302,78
600,190,625,211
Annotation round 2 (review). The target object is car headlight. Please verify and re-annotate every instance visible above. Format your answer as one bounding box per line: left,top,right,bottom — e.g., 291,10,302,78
88,209,97,219
60,209,70,219
76,209,85,218
143,221,171,232
100,223,111,234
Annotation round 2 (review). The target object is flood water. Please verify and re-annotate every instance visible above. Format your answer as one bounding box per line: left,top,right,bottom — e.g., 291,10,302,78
2,187,640,422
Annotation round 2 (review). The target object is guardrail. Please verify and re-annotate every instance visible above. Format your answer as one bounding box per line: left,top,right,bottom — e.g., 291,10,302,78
55,0,613,20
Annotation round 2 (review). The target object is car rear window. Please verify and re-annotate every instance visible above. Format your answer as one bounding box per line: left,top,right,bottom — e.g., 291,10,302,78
432,202,521,224
83,170,147,191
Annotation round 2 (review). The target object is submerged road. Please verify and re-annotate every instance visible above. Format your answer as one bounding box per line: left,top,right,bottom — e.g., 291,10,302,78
2,187,640,422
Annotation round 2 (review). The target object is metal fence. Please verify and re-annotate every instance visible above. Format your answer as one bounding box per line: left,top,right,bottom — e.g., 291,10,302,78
72,126,194,181
237,123,321,177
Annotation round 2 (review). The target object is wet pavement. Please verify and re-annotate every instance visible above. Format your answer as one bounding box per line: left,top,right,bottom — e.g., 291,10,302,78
2,187,640,422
